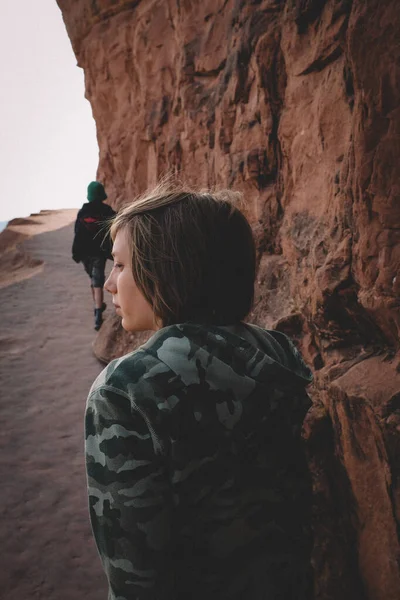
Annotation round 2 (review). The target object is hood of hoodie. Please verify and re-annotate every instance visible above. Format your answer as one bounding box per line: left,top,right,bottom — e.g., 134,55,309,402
136,322,313,434
93,321,313,443
143,322,312,393
79,201,112,216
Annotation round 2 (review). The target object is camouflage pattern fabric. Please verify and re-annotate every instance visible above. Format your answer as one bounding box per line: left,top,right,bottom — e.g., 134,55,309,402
86,323,314,600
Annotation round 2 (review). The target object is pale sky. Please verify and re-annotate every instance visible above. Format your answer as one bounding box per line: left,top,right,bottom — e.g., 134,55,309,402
0,0,98,222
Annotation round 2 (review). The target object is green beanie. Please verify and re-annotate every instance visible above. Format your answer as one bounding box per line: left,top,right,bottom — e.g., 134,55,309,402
87,181,107,202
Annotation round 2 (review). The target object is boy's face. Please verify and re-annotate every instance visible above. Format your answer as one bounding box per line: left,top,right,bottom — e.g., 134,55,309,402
105,228,157,332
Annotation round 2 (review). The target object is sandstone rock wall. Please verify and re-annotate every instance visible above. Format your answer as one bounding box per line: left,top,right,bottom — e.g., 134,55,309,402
57,1,400,597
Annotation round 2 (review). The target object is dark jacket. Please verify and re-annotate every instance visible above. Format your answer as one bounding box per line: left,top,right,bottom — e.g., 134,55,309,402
86,322,314,600
72,200,116,262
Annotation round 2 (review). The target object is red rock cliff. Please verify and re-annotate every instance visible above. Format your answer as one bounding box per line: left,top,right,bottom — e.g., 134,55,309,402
57,1,400,598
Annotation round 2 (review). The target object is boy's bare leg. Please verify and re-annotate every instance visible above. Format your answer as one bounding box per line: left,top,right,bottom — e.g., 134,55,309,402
93,287,103,310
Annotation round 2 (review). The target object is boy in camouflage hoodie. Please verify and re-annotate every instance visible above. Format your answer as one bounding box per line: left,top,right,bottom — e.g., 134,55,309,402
86,183,314,599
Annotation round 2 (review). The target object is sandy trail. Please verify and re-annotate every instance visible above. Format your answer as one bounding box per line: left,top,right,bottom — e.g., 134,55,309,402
0,211,110,599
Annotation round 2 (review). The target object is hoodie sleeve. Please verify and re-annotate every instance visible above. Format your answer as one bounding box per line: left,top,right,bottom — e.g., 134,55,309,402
85,386,174,600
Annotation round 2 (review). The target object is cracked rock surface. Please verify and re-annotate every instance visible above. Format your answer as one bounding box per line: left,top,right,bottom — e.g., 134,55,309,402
58,1,400,597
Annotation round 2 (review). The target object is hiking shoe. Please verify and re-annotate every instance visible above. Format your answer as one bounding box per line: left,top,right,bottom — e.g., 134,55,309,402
94,302,107,316
94,308,103,331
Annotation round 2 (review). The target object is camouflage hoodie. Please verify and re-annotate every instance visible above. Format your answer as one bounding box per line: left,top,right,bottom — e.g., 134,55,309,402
85,322,314,600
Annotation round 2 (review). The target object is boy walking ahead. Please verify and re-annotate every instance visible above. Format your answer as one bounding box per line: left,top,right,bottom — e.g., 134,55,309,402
72,181,116,330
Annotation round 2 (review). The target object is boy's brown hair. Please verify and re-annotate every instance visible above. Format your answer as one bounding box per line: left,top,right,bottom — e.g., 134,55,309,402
110,181,256,327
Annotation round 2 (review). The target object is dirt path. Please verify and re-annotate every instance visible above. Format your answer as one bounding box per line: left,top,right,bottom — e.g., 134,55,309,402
0,213,111,599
